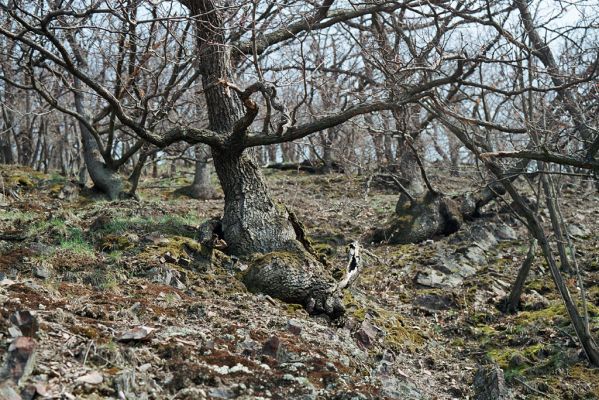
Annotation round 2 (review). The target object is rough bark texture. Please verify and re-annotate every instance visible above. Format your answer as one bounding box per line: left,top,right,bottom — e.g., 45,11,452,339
370,160,527,245
241,251,344,318
500,239,537,313
213,150,300,256
395,136,426,200
79,118,123,201
175,146,219,199
182,0,346,317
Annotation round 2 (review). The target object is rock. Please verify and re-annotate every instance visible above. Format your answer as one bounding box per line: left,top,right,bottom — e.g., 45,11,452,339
332,393,368,400
5,336,37,384
262,336,286,362
413,293,456,314
178,257,191,267
379,376,423,400
208,386,236,399
469,225,498,250
163,252,178,264
472,365,510,400
495,225,517,241
0,382,22,400
415,269,464,288
568,224,589,238
76,371,103,385
464,246,487,264
237,335,260,356
10,311,39,337
174,388,207,400
117,326,156,342
354,320,378,348
522,290,550,311
287,319,302,335
147,266,186,289
33,263,51,280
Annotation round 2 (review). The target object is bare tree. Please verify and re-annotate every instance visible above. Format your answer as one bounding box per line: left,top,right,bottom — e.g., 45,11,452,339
0,0,467,316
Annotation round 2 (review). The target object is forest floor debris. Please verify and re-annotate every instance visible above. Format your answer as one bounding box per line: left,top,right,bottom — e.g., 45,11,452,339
0,165,598,399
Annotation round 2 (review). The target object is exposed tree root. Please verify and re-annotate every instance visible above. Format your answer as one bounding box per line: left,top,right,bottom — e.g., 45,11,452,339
173,184,221,200
198,215,355,319
241,251,345,319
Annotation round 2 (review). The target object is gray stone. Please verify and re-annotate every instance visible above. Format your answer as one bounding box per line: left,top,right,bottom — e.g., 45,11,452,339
379,376,423,400
332,393,368,400
287,319,302,335
413,293,456,314
237,335,260,356
354,320,378,348
208,386,236,399
33,264,51,279
465,246,487,264
473,365,510,400
470,225,498,250
495,225,518,241
415,269,464,288
0,382,22,400
568,224,589,238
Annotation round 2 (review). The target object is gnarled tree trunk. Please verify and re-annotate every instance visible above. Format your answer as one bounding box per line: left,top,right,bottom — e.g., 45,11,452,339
184,0,344,317
212,150,300,256
79,125,123,200
73,80,124,201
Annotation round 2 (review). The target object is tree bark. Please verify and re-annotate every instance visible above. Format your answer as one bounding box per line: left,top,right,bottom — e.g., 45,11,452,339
73,79,124,200
500,239,537,313
495,163,599,366
175,145,219,199
186,0,303,256
213,149,300,256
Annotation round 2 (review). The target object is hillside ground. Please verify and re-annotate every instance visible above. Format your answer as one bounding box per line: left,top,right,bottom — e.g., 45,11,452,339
0,164,598,399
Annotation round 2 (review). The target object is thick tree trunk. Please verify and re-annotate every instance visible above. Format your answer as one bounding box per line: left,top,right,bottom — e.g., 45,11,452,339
183,0,344,317
213,149,299,256
370,135,531,245
175,145,219,199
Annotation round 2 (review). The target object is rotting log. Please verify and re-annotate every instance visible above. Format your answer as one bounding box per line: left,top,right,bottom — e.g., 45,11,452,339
265,160,344,174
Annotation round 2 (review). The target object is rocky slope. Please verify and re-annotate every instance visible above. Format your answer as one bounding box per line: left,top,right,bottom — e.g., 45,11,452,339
0,165,598,399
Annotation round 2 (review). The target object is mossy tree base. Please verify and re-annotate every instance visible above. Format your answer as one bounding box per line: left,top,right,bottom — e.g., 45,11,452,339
369,192,463,244
199,216,345,319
